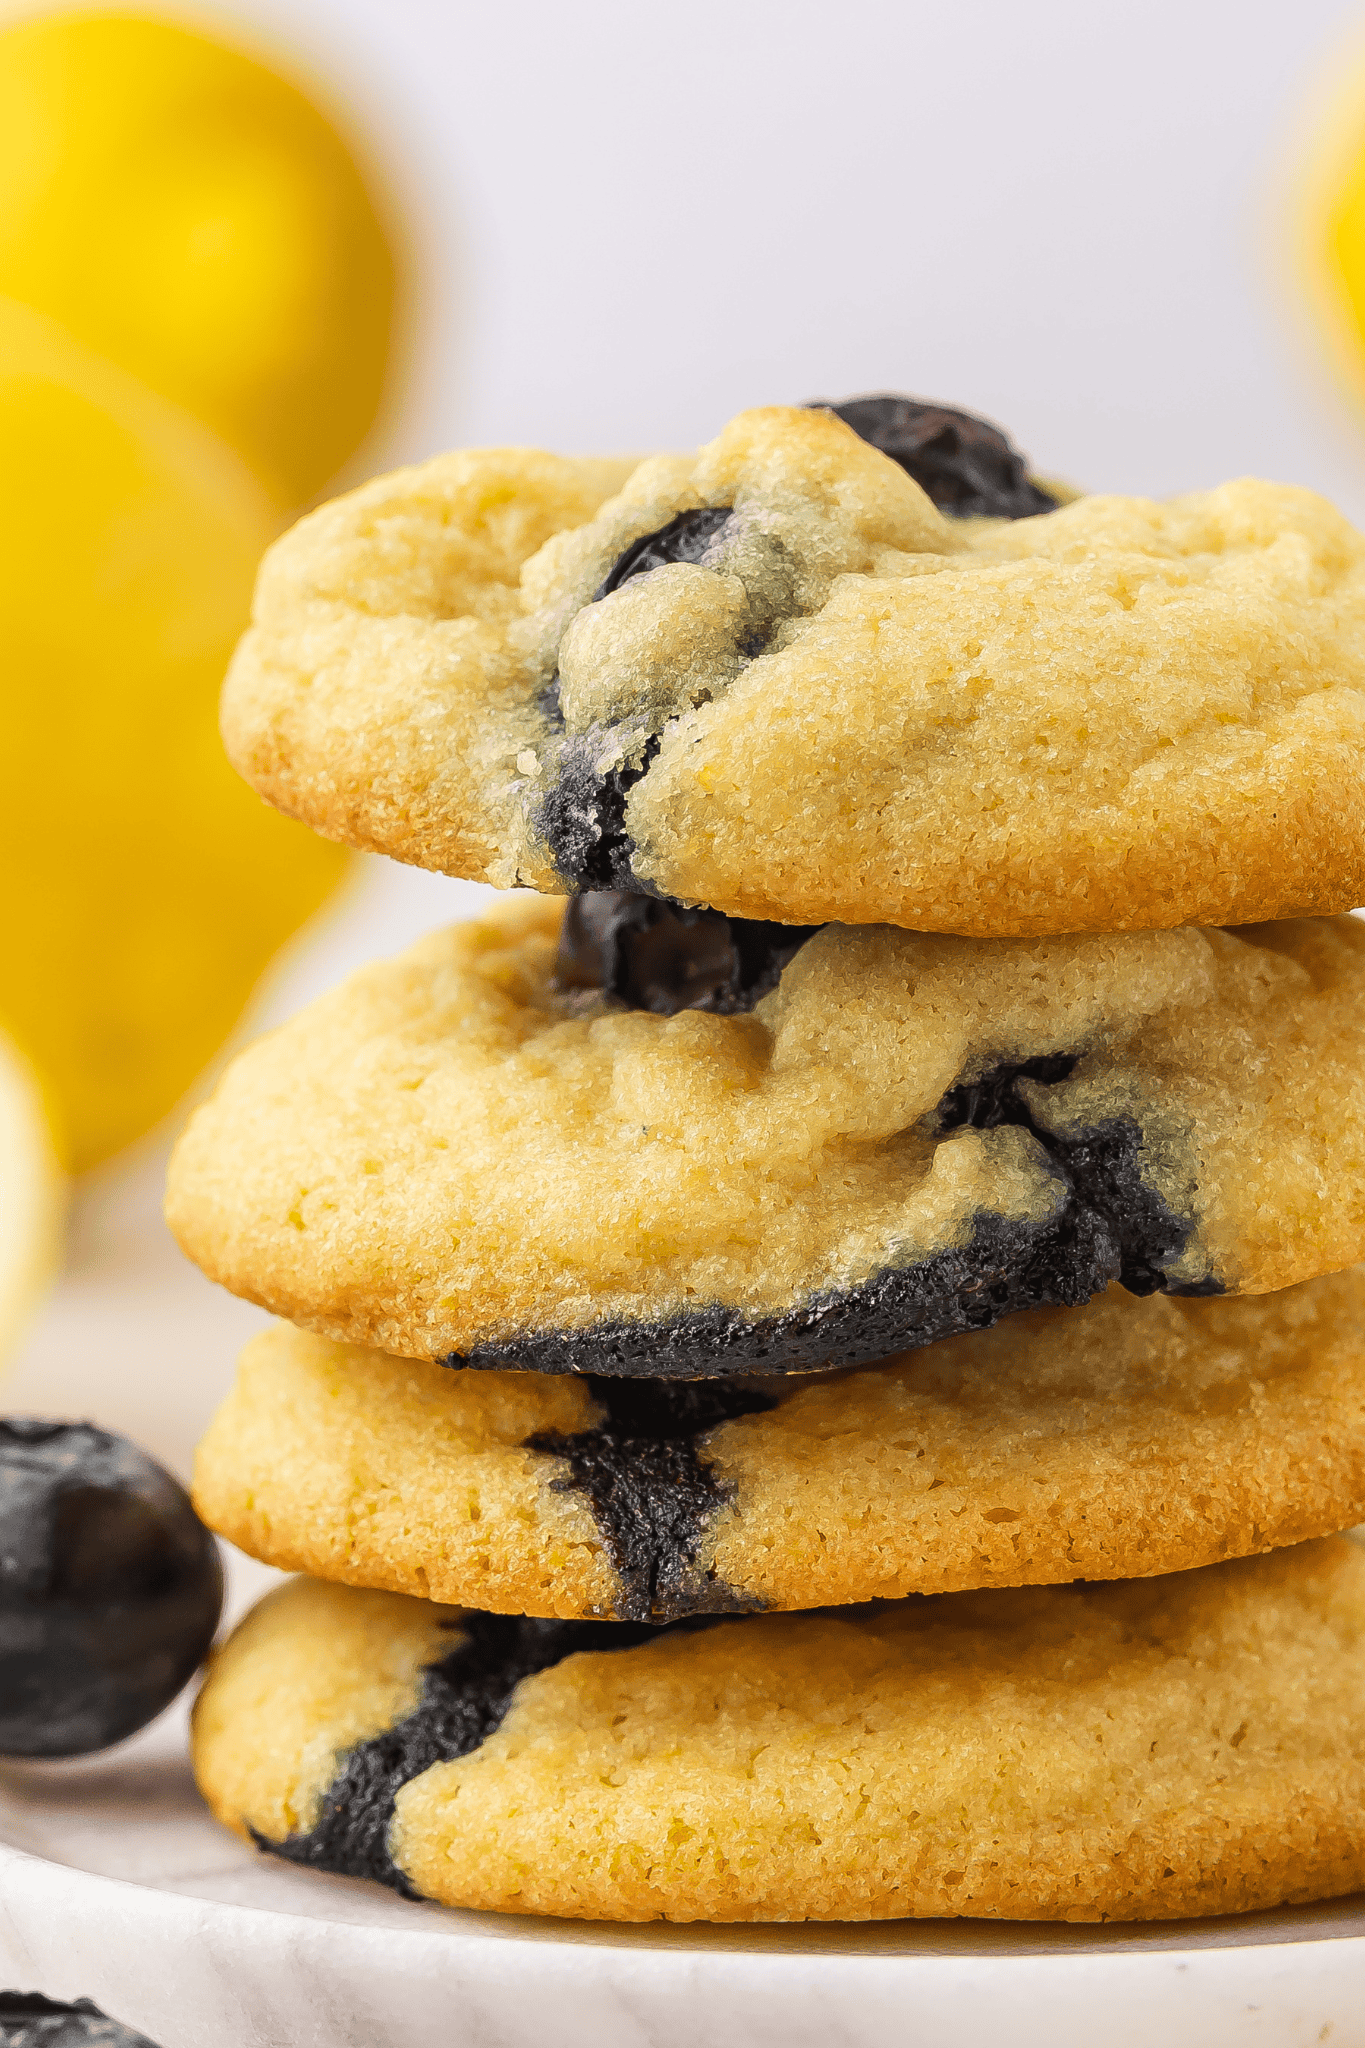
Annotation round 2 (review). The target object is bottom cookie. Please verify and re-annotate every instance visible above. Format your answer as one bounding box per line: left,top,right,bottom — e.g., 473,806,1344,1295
192,1537,1365,1924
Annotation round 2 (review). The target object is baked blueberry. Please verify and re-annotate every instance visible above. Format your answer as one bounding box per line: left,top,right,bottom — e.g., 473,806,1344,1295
804,393,1058,519
0,1993,162,2047
553,890,820,1016
593,504,735,598
0,1421,223,1757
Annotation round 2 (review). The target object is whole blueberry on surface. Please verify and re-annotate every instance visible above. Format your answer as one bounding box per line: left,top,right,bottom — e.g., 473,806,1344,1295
0,1991,163,2045
0,1421,223,1757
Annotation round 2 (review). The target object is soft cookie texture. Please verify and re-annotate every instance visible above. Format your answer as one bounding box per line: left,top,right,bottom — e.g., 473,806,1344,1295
192,1537,1365,1923
194,1271,1365,1624
221,403,1365,936
165,896,1365,1376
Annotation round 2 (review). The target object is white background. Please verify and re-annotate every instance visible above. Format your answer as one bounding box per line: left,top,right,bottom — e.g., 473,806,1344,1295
230,0,1365,511
13,0,1365,1471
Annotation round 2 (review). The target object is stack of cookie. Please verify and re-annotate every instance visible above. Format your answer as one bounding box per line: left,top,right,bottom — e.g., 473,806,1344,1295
171,398,1365,1923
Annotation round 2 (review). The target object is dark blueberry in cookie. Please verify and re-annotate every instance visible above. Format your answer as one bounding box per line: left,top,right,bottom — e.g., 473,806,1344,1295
806,394,1057,519
594,505,734,599
936,1053,1079,1132
554,889,820,1016
0,1993,163,2047
0,1421,223,1758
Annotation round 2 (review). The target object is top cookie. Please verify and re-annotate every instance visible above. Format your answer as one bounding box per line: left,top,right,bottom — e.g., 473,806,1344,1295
221,398,1365,936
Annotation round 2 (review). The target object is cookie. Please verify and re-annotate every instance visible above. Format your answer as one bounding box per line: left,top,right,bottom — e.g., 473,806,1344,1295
165,896,1365,1377
194,1270,1365,1624
191,1536,1365,1923
220,401,1365,937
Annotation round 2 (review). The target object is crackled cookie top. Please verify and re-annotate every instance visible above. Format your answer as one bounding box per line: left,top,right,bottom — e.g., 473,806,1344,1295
165,896,1365,1376
195,1270,1365,1623
222,400,1365,935
193,1538,1365,1923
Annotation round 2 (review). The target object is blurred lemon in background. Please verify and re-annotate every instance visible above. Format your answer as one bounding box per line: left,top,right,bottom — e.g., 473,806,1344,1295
1298,41,1365,428
0,1023,62,1366
0,9,398,506
0,296,347,1170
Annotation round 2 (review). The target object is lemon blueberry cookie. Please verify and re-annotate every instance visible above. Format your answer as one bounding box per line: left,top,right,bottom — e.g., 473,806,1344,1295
192,1536,1365,1924
221,399,1365,936
194,1270,1365,1624
166,894,1365,1377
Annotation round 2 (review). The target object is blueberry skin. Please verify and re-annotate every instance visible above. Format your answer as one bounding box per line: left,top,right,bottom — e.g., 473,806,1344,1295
0,1421,223,1758
0,1991,163,2046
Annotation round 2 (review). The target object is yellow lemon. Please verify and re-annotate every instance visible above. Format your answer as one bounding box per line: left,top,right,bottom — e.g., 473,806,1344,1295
1297,41,1365,424
0,1024,63,1367
0,296,347,1170
0,10,398,505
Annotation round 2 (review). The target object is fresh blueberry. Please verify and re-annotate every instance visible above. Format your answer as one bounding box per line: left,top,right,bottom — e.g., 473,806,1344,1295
0,1992,163,2046
0,1421,223,1758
